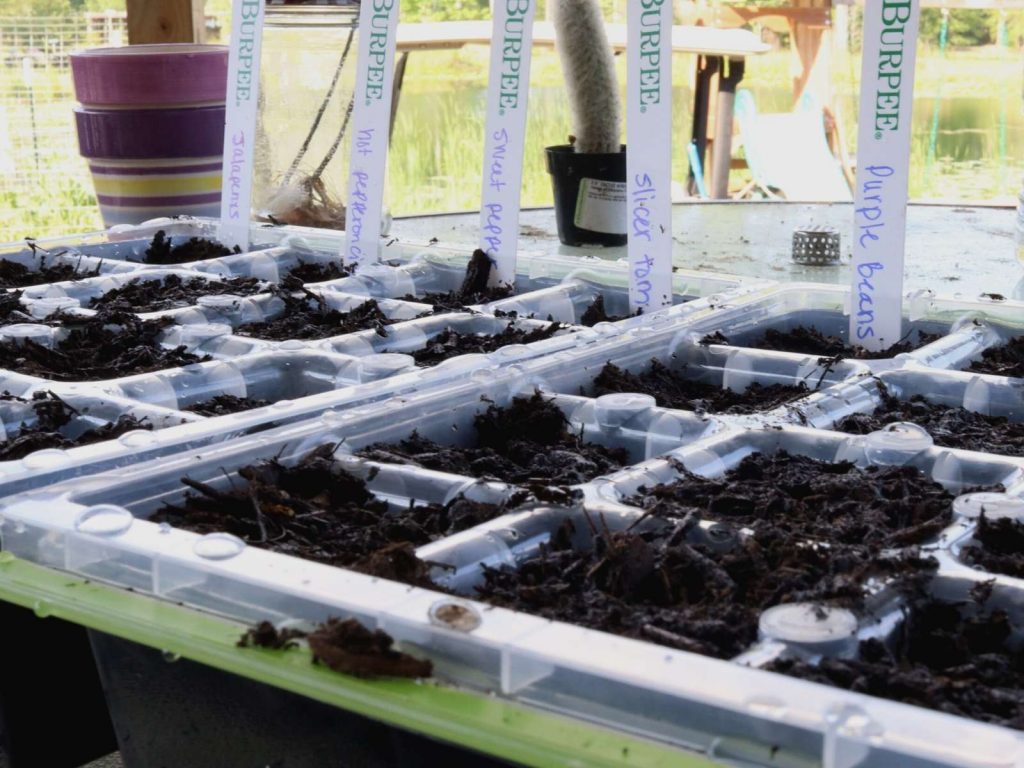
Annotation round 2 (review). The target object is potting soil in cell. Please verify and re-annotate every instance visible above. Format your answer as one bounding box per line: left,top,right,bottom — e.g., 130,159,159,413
474,452,955,658
412,323,563,366
0,309,209,381
591,360,809,414
0,391,153,461
234,292,403,340
398,249,513,312
960,514,1024,578
357,392,629,487
282,260,352,286
967,335,1024,378
837,391,1024,457
153,444,509,586
768,594,1024,729
0,257,99,288
89,274,267,313
143,230,241,265
182,394,272,417
706,325,940,359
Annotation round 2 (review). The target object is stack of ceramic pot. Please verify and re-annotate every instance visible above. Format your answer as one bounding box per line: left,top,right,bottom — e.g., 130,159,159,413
70,44,228,227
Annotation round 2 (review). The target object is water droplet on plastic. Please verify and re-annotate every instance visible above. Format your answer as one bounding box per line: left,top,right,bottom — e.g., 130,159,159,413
428,599,482,632
74,505,133,536
158,522,172,534
745,696,788,719
161,650,181,663
193,532,245,560
953,492,1024,521
33,599,50,618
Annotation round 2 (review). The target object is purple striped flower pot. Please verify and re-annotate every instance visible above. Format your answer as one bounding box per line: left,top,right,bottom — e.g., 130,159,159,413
71,44,228,108
75,107,225,227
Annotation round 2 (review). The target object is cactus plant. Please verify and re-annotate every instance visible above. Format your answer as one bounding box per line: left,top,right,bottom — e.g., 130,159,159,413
551,0,622,154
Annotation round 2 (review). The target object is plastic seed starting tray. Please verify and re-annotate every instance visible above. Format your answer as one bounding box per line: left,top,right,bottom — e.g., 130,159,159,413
0,218,743,496
2,219,1024,768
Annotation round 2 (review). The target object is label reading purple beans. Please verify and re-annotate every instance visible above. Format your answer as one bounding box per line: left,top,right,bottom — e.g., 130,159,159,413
219,0,266,251
627,0,672,313
343,0,401,267
478,0,536,288
848,0,919,351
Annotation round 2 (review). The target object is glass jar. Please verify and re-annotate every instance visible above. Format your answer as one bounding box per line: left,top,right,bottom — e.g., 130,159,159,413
254,1,360,230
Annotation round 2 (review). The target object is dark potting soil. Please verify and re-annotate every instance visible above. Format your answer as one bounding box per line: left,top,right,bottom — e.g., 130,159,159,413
591,360,810,415
89,274,266,313
960,514,1024,578
837,391,1024,457
967,335,1024,379
399,250,513,312
768,594,1024,730
0,308,210,381
143,230,241,265
475,452,954,660
235,289,398,341
579,295,633,327
357,392,629,488
154,444,508,585
0,258,100,288
283,260,352,287
412,322,563,366
0,291,32,325
239,618,432,678
0,390,152,461
706,326,939,359
183,394,271,417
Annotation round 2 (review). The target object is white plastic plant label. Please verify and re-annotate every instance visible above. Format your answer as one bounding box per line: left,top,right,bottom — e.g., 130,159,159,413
343,0,401,266
848,0,919,351
574,178,627,234
219,0,266,251
627,0,673,313
479,0,536,287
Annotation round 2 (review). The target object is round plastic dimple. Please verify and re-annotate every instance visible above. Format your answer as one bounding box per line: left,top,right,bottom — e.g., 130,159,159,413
193,532,246,560
279,339,307,351
74,504,134,536
196,294,246,311
953,492,1024,521
117,430,157,448
759,603,858,648
594,393,656,429
864,422,933,465
173,323,232,347
21,449,73,469
427,599,482,632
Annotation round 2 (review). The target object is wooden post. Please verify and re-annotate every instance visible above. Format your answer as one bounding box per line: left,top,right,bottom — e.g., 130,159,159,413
788,0,832,106
126,0,206,45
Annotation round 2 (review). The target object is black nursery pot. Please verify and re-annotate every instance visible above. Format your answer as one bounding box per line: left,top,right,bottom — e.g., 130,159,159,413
545,144,627,247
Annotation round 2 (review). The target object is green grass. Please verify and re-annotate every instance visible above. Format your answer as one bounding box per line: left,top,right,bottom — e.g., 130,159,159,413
0,44,1021,242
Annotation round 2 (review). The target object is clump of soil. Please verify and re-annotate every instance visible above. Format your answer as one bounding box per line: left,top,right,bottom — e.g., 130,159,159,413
0,291,32,324
967,336,1024,379
0,390,153,460
89,274,266,313
768,594,1024,730
358,392,628,487
400,250,513,312
591,360,810,415
837,390,1024,457
707,326,939,359
238,618,432,678
154,444,508,582
579,295,633,327
143,230,241,265
0,308,209,381
283,260,352,287
183,394,271,417
235,289,398,340
960,514,1024,578
476,452,948,659
0,257,100,288
412,322,563,366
